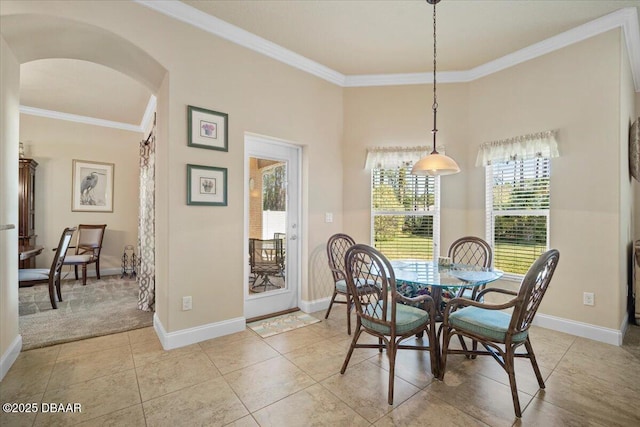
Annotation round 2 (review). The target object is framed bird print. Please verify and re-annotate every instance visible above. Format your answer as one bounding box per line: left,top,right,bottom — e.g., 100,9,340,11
72,159,115,212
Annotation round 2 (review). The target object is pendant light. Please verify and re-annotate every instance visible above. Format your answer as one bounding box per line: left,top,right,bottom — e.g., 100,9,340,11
411,0,460,176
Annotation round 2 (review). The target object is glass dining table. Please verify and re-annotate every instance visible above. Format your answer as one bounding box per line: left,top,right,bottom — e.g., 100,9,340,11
391,260,504,320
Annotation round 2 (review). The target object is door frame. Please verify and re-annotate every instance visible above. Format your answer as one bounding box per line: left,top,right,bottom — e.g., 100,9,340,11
244,132,302,319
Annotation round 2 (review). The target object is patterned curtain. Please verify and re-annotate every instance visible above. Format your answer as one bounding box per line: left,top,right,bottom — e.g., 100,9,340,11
137,117,156,311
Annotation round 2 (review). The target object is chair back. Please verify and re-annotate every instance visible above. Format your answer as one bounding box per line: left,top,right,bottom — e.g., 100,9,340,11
249,238,283,273
448,236,492,267
51,227,76,281
344,244,394,329
76,224,107,257
510,249,560,334
326,233,356,283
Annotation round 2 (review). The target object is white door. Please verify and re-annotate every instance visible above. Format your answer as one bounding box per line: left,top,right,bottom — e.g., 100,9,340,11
244,134,300,319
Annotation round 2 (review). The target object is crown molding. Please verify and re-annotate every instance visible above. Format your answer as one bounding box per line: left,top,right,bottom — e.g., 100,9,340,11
621,8,640,91
135,1,639,91
20,105,144,133
464,7,640,91
133,0,346,86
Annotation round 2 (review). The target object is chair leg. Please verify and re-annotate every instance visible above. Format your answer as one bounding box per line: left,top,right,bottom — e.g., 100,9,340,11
387,341,397,405
324,290,338,319
438,328,453,380
346,296,353,335
95,260,101,279
48,278,57,309
82,264,87,286
340,324,362,374
457,334,470,358
505,348,522,418
428,327,440,378
74,265,79,280
524,338,545,389
56,277,63,303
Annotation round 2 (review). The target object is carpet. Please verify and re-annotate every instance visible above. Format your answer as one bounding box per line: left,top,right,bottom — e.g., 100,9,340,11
19,275,153,350
247,311,320,338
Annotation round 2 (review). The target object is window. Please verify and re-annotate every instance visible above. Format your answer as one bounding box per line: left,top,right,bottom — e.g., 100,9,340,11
372,168,439,260
486,157,550,276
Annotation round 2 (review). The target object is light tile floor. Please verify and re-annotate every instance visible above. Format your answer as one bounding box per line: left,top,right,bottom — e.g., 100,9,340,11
1,310,640,426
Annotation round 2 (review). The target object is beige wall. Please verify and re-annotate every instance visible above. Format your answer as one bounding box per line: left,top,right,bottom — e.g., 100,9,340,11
468,30,623,329
620,32,636,325
1,1,638,362
0,1,344,334
343,83,470,252
19,114,141,272
343,30,630,330
0,35,20,374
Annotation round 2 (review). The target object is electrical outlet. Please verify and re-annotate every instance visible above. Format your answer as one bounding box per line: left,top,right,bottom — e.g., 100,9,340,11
182,296,192,311
583,292,594,306
325,212,333,223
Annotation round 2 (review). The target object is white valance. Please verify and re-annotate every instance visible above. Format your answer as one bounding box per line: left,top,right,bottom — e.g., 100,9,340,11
365,145,444,170
476,130,559,167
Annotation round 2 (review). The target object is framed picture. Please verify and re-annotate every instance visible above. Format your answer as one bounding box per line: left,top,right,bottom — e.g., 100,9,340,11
72,159,114,212
188,105,228,151
631,117,640,182
187,164,227,206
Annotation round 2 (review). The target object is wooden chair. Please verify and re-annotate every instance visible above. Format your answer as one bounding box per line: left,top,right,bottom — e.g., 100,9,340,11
19,227,75,309
448,236,492,300
249,238,284,291
439,249,560,417
62,224,106,286
325,233,358,334
340,244,439,405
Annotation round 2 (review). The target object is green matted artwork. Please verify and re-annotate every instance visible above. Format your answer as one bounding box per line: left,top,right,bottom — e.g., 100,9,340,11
186,164,227,206
187,105,228,152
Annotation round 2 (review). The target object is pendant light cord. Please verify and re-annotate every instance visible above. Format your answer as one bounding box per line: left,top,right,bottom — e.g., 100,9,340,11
431,0,439,154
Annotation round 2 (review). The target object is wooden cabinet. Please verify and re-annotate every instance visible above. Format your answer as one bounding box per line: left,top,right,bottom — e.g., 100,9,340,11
19,158,38,268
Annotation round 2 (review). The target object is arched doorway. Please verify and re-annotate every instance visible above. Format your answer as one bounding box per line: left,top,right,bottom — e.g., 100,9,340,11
0,13,168,357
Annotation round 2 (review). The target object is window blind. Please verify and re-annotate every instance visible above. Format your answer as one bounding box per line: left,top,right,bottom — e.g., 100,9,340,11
486,158,550,276
372,168,439,260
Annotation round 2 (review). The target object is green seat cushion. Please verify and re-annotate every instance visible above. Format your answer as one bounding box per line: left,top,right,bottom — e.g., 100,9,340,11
336,278,379,294
448,306,528,343
362,302,430,335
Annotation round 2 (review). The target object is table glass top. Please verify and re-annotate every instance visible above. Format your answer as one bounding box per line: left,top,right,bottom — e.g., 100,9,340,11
391,260,503,288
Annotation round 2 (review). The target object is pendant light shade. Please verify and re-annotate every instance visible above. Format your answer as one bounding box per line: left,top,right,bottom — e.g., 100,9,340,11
411,0,460,176
411,152,460,176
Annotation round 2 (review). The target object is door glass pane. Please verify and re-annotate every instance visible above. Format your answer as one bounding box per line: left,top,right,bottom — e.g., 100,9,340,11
248,157,287,294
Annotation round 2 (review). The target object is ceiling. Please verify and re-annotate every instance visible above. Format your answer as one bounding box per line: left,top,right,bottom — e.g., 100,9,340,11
17,0,640,132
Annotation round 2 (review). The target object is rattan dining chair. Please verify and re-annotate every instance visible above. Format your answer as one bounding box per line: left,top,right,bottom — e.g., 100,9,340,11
439,249,560,417
340,244,439,405
325,233,357,334
448,236,493,300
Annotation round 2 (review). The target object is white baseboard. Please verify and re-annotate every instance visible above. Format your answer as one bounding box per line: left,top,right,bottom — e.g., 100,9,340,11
0,334,22,381
533,313,624,346
153,313,245,350
297,300,628,346
299,297,331,314
60,267,122,280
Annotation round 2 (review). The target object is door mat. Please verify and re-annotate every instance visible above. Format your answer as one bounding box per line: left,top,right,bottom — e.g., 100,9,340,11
248,311,320,338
